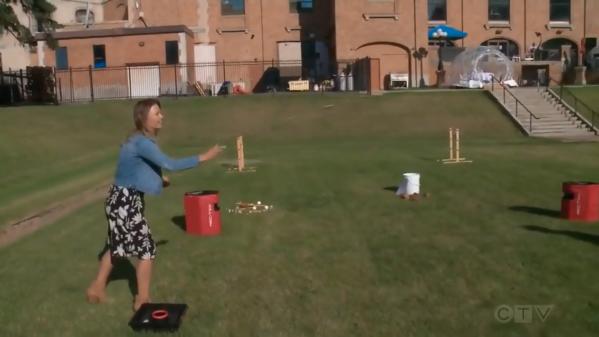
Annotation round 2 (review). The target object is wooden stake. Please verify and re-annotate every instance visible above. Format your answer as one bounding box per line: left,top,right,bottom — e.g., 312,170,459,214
441,127,472,164
448,127,454,160
455,128,461,160
236,136,245,172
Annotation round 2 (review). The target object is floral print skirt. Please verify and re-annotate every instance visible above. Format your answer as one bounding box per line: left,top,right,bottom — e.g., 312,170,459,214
104,185,156,260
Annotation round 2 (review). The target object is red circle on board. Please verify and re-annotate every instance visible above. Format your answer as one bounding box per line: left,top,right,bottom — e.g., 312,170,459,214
151,309,169,320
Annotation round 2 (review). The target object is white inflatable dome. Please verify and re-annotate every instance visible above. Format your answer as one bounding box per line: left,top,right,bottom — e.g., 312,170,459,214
447,46,515,88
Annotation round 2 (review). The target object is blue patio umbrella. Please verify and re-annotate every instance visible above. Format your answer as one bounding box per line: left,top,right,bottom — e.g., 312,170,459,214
428,24,468,40
428,25,467,77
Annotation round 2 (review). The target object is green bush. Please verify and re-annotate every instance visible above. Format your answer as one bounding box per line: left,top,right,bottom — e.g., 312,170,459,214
25,66,57,103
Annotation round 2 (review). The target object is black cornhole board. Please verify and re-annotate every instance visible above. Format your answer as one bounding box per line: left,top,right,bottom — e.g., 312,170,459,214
129,303,188,332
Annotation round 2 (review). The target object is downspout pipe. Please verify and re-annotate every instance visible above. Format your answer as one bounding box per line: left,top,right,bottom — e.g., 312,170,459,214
412,0,417,88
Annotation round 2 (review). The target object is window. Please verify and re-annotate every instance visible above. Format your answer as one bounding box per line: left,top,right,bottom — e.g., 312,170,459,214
584,37,597,53
541,38,577,63
35,18,43,33
489,0,509,22
75,9,95,24
165,41,179,65
428,0,446,21
428,40,455,47
221,0,244,15
56,47,68,70
550,0,570,22
481,39,519,58
290,0,313,12
93,45,106,68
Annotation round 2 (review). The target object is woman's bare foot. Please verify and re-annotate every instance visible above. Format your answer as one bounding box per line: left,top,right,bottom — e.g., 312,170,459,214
86,282,106,304
133,295,151,312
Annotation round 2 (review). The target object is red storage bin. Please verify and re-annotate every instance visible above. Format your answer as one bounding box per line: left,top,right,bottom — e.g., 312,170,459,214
184,191,221,236
561,182,599,222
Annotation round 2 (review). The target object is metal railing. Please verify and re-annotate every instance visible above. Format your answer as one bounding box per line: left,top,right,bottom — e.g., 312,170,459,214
0,69,30,104
561,88,598,131
490,75,539,133
543,76,598,134
53,59,362,103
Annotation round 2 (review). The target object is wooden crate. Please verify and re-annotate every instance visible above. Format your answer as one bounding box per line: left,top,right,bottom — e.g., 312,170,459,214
288,80,310,91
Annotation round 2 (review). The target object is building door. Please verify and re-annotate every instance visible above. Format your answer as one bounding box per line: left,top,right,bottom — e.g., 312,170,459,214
379,53,410,89
278,42,302,78
194,44,217,85
315,41,330,79
128,65,160,98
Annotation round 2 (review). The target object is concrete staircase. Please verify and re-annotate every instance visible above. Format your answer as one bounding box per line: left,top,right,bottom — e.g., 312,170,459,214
488,86,598,140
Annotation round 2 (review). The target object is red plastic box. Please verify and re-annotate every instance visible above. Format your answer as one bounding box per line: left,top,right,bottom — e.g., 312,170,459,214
561,182,599,222
184,191,221,236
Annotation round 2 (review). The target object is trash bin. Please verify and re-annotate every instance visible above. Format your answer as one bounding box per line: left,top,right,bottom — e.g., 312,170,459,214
561,182,599,221
338,73,346,91
347,73,354,91
396,173,420,196
184,191,221,235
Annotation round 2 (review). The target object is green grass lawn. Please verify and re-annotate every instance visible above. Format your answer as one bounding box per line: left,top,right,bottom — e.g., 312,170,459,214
2,92,599,336
566,86,599,110
0,100,133,226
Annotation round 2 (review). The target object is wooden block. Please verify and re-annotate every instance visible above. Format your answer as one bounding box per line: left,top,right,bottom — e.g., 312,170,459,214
236,136,245,172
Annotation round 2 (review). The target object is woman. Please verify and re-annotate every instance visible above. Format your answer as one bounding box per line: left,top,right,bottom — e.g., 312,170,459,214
86,98,222,311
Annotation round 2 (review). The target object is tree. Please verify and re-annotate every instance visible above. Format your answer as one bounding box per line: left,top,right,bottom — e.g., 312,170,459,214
0,0,60,47
413,47,429,88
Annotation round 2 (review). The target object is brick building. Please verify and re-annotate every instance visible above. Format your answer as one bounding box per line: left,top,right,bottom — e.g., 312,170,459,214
31,1,332,69
2,0,597,95
332,0,599,88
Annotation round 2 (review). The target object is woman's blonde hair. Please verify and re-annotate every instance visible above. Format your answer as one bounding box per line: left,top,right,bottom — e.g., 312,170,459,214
129,98,161,138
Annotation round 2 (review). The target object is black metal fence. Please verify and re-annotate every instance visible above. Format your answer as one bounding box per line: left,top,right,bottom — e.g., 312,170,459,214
0,69,30,105
53,59,363,103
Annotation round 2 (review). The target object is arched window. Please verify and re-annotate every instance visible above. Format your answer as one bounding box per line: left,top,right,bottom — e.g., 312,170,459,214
75,9,95,24
540,38,578,66
481,38,519,59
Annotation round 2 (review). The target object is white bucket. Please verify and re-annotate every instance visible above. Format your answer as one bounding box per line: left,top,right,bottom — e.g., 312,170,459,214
396,173,420,195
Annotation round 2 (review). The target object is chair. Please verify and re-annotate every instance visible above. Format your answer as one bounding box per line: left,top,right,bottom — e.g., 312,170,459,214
189,81,207,96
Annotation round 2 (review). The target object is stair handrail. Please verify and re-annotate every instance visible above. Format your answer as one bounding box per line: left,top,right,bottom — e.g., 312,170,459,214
490,75,539,133
542,76,563,100
545,75,599,132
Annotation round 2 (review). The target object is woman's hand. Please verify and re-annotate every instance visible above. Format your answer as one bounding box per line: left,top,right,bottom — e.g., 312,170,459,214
162,175,170,188
199,144,224,162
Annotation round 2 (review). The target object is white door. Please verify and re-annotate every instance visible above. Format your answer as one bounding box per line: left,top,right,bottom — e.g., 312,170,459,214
278,42,302,77
128,66,160,98
194,44,217,85
278,41,301,61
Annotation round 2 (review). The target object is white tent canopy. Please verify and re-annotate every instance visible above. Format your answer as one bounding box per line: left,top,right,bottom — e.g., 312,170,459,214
447,47,516,88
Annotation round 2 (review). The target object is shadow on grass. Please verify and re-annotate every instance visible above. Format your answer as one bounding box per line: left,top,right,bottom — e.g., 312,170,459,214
94,240,169,296
509,206,561,219
383,186,398,193
108,259,138,296
523,225,599,247
221,163,236,170
171,216,186,231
